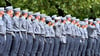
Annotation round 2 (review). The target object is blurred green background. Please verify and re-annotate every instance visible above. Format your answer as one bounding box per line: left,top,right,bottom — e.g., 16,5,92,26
1,0,100,20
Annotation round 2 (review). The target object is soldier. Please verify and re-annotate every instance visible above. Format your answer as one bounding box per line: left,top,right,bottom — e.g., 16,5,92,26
42,17,50,56
87,20,97,56
48,20,55,56
3,6,13,56
76,21,82,56
0,7,6,56
95,18,100,56
31,12,41,56
78,22,84,56
68,17,76,56
91,21,97,56
36,14,46,56
24,12,34,56
43,17,53,56
71,17,80,56
64,14,72,56
18,10,28,56
74,19,81,56
98,19,100,56
79,22,88,56
58,17,66,56
53,17,61,56
10,8,21,56
82,22,88,56
93,19,100,56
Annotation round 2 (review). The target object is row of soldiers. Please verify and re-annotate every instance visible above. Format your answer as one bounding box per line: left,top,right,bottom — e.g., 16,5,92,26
0,6,99,56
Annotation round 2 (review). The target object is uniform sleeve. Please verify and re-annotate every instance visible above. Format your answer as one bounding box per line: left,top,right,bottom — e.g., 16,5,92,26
32,22,41,34
71,25,76,36
3,15,13,32
12,17,19,29
39,23,45,35
22,20,27,30
45,25,50,37
65,24,68,34
61,24,66,36
0,21,6,34
50,27,55,37
2,15,7,25
55,25,61,37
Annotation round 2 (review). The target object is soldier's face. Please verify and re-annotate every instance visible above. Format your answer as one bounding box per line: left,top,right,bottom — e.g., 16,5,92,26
29,15,33,18
97,21,100,23
28,15,32,19
0,11,4,15
85,25,88,28
36,16,40,20
24,13,28,18
90,22,93,25
68,18,71,21
42,17,45,22
76,22,79,25
10,10,13,15
49,22,51,25
63,20,66,24
38,16,40,19
78,24,80,27
82,25,84,28
72,20,76,24
10,14,13,18
16,12,21,16
93,24,96,27
18,12,21,16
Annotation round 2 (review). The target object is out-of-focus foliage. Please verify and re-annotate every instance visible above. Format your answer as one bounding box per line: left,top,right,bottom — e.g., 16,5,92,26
0,0,100,20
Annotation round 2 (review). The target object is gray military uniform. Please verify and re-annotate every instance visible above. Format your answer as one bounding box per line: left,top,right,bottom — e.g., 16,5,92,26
59,23,66,56
36,21,45,56
31,19,41,56
3,13,13,56
24,18,34,56
10,16,21,56
48,26,55,56
18,16,27,56
87,25,97,56
53,21,60,56
64,21,72,56
42,24,51,56
0,17,6,55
